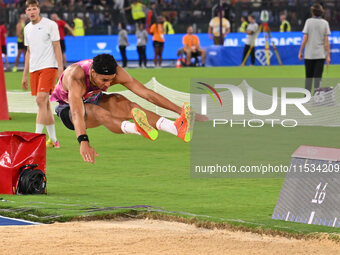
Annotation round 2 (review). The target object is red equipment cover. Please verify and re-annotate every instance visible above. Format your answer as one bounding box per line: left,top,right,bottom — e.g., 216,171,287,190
0,132,46,194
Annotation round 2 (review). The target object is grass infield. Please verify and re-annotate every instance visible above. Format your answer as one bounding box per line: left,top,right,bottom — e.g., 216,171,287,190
1,65,340,236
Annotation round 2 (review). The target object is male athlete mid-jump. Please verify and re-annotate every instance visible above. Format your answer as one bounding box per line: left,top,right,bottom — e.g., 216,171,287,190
50,54,196,163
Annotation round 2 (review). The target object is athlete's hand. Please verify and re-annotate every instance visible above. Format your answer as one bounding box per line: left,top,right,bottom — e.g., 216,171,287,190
80,142,99,164
22,77,28,90
195,113,209,122
298,52,304,61
326,55,331,65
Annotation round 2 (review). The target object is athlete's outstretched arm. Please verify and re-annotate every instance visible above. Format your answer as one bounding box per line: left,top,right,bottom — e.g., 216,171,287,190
117,67,208,121
117,67,182,115
65,66,98,163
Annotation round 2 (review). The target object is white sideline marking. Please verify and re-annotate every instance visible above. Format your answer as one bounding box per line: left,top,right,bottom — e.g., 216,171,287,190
333,217,337,227
285,211,290,221
308,211,315,224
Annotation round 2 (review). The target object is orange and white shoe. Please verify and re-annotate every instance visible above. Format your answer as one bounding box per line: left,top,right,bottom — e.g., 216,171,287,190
174,103,195,143
131,108,158,141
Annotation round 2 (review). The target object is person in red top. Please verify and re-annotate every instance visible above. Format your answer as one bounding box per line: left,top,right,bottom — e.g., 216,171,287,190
0,20,11,70
51,13,74,69
182,25,206,66
150,16,165,68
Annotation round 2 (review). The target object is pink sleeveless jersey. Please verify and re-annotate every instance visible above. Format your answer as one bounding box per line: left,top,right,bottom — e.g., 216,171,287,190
50,59,103,104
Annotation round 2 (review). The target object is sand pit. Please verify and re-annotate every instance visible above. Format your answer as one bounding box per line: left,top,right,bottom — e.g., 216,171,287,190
0,219,339,255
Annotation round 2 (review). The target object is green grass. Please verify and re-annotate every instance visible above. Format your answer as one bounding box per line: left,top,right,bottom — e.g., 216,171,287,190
6,65,340,93
1,65,340,235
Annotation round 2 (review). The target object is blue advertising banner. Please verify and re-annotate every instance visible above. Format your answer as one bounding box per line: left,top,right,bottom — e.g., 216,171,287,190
2,31,340,66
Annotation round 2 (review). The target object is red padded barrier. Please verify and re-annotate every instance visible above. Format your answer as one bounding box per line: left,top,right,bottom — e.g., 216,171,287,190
0,132,46,194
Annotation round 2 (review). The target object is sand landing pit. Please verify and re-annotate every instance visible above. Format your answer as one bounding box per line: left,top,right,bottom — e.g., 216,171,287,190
0,219,340,255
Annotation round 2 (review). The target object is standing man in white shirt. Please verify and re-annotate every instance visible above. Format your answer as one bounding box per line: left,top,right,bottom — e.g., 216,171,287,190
242,14,258,66
22,0,63,148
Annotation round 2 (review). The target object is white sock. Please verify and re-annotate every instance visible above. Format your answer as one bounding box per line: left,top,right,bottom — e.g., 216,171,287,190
46,124,57,142
35,124,44,134
156,117,178,136
121,121,141,135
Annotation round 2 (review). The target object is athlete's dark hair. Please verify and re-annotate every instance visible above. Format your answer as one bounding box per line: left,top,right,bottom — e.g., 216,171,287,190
311,3,324,17
92,54,118,75
26,0,39,8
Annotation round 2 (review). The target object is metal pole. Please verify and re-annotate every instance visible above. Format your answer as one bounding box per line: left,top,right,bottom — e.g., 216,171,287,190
218,0,223,45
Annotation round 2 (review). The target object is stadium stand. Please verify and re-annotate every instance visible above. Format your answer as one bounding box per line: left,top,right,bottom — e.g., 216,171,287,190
1,0,339,36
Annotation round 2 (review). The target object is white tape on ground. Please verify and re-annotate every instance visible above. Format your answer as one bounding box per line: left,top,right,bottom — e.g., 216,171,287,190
6,78,188,118
7,91,58,114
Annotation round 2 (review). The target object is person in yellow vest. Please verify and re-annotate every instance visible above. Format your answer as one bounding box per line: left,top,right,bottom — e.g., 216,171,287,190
73,15,85,36
280,13,291,32
163,16,174,34
13,13,28,72
125,0,146,24
239,16,248,33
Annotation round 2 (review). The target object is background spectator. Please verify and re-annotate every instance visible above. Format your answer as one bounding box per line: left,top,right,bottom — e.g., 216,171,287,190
242,14,258,65
0,20,11,70
182,25,206,66
12,13,27,72
146,1,159,33
136,22,148,68
239,16,248,32
73,14,85,36
150,16,165,68
163,15,175,34
208,9,230,45
280,12,291,32
118,22,128,68
298,3,331,92
125,0,146,25
51,12,75,69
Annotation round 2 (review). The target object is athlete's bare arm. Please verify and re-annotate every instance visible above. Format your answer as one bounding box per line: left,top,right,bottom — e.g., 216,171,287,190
115,66,182,115
64,65,98,163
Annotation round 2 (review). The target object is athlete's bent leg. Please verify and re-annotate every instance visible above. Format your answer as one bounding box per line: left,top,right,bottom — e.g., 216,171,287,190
82,103,158,140
83,103,125,133
98,94,194,142
98,93,162,127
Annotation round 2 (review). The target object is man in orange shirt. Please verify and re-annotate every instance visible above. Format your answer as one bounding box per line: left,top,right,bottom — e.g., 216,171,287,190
182,25,206,67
